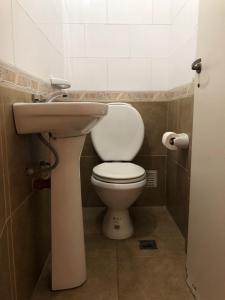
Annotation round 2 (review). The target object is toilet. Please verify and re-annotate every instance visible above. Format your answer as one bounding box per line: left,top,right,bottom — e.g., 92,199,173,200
91,103,146,239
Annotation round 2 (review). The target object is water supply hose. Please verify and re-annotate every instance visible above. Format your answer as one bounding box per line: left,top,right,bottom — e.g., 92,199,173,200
26,133,59,176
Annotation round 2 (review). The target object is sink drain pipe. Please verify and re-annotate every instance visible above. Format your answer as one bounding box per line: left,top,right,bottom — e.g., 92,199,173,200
27,133,59,180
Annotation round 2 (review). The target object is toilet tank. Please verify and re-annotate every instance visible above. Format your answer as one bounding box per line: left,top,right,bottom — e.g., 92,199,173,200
91,103,145,161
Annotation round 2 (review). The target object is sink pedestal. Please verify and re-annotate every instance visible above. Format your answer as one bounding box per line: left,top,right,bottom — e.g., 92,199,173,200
50,136,86,290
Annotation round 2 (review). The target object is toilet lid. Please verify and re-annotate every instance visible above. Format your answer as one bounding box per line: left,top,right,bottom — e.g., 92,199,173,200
93,162,146,181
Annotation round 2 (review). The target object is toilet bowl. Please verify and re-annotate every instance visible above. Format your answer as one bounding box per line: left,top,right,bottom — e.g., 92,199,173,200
91,103,146,239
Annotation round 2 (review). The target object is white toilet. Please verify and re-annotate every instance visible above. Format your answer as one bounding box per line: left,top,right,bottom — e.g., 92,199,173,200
91,103,146,239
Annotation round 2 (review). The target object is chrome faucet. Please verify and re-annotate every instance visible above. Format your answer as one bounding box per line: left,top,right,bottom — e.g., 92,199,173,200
32,91,68,103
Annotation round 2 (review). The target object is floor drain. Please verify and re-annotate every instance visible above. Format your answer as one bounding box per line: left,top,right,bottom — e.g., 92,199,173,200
139,240,158,250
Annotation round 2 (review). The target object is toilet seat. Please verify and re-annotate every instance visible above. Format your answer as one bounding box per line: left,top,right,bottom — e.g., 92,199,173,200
92,162,146,184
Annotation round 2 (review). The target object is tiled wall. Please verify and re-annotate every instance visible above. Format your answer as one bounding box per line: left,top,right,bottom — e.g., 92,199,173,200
0,0,198,90
63,0,171,91
0,0,64,82
63,0,199,91
0,85,51,300
169,0,199,88
166,95,194,239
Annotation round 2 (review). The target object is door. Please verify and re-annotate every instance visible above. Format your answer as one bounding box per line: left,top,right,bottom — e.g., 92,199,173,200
186,0,225,299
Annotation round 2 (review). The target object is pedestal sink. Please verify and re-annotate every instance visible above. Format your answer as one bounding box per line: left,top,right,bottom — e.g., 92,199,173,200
13,102,108,290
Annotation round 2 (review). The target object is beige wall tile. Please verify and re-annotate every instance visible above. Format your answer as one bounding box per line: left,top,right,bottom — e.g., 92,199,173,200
167,96,194,173
133,156,167,206
1,87,33,213
0,102,7,233
11,192,50,300
0,85,51,300
80,156,102,207
132,102,168,156
0,226,13,300
166,160,190,239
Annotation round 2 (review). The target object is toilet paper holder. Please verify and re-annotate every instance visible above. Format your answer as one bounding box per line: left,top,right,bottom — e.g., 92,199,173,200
162,132,189,150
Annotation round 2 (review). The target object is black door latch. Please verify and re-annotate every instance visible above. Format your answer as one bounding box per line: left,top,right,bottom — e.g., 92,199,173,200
192,58,202,74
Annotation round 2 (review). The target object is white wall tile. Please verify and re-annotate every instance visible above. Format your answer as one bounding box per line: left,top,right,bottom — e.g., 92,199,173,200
171,0,198,52
63,0,107,23
172,0,187,18
68,58,107,90
108,58,151,90
18,0,62,23
169,32,197,88
153,0,172,24
130,25,170,58
40,22,64,54
64,24,85,57
152,58,169,90
86,24,130,57
13,0,63,80
108,0,153,24
0,0,14,65
130,25,153,58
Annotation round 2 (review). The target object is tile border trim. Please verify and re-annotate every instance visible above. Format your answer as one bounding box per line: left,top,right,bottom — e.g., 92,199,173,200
0,60,195,101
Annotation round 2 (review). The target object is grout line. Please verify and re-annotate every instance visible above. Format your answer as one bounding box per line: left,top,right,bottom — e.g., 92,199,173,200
115,241,120,300
6,220,16,300
172,0,189,21
9,218,18,300
63,22,171,26
66,56,169,59
168,157,190,176
0,217,10,239
1,101,18,300
15,1,64,57
10,191,35,220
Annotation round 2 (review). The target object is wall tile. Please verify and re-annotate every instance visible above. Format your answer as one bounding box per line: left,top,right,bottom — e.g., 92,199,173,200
172,0,187,18
166,160,190,238
0,0,14,65
153,0,172,24
0,85,51,300
0,103,7,234
132,102,168,156
166,95,193,240
11,192,50,300
152,59,169,91
2,88,33,213
64,24,86,57
169,0,198,89
68,58,108,90
108,58,151,91
107,0,153,24
133,156,167,206
13,0,63,81
169,34,197,89
130,25,170,58
0,227,13,300
80,156,102,207
172,0,197,49
63,0,107,23
86,24,130,58
167,96,193,172
17,0,62,23
40,22,64,55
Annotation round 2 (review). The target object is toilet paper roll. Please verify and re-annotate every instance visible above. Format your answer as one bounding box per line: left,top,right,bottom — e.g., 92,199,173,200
173,133,189,149
162,132,178,150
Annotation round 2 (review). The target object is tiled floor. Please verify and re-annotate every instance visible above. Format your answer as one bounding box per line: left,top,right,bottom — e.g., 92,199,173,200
31,207,194,300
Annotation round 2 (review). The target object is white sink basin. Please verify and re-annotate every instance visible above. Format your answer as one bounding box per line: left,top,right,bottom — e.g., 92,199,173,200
12,101,108,291
13,102,108,137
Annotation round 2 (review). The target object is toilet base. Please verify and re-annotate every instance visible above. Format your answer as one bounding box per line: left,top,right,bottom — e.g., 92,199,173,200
103,209,133,239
